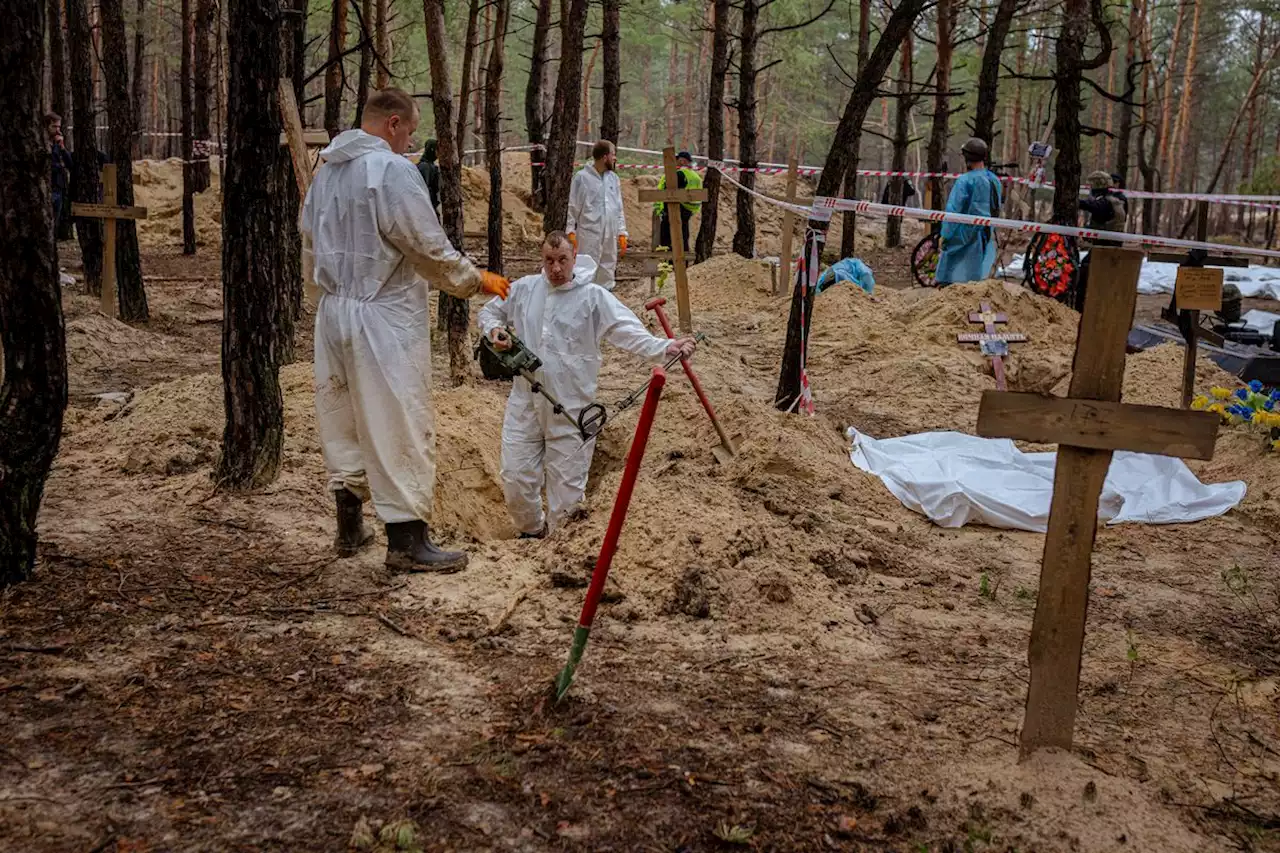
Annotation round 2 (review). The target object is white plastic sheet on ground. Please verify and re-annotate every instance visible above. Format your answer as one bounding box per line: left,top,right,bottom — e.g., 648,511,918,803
1242,308,1280,333
848,428,1246,532
1003,254,1280,300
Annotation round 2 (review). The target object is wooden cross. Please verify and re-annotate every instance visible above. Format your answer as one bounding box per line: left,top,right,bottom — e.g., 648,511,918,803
957,301,1027,391
71,163,149,319
278,78,329,198
975,247,1220,759
637,146,708,334
1148,200,1248,408
777,153,800,296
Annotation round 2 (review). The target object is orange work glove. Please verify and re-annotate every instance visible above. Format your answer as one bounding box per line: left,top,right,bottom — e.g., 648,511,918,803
567,232,577,250
480,270,510,300
617,234,628,256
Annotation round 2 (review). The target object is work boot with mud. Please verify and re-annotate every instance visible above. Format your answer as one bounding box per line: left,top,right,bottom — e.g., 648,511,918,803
334,489,375,557
384,520,468,573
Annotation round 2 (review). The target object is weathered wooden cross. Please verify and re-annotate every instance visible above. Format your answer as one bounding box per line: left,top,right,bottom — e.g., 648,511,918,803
71,163,149,319
278,78,330,198
637,146,708,334
975,247,1221,758
957,301,1027,391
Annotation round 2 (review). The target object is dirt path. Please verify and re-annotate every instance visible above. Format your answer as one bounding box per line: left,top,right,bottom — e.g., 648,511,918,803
3,242,1279,852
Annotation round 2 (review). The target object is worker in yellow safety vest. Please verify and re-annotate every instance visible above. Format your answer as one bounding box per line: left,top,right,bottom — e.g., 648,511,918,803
654,151,703,251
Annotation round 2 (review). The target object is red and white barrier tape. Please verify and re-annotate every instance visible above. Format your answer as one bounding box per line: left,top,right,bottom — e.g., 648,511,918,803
810,195,1280,260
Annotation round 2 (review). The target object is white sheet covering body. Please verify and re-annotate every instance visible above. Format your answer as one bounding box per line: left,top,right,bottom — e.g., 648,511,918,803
848,429,1246,532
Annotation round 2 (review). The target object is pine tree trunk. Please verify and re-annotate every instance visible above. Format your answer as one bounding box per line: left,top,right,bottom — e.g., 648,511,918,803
67,0,104,296
1155,0,1186,184
1114,0,1140,184
525,0,552,210
456,0,480,164
1166,0,1201,208
543,0,590,231
927,0,953,209
49,0,69,122
131,0,144,160
472,4,490,163
601,0,620,142
101,0,148,322
886,34,913,248
325,0,348,138
217,0,289,490
193,0,214,192
731,0,759,258
279,0,304,364
783,0,927,412
486,0,508,275
182,0,196,254
424,0,473,382
841,0,873,258
580,40,600,138
1049,0,1111,226
694,0,729,263
0,0,67,587
973,0,1018,145
354,0,374,125
291,0,307,109
375,0,390,88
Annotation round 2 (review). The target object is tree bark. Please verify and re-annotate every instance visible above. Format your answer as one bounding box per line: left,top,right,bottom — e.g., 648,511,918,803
131,0,144,160
182,0,196,254
486,0,508,275
325,0,348,138
664,39,678,142
1155,0,1186,185
927,0,953,210
1051,0,1091,224
49,0,69,122
473,4,490,163
456,0,480,164
101,0,149,321
782,0,928,413
973,0,1018,145
217,0,289,489
375,0,390,88
1166,0,1201,205
525,0,552,210
580,39,600,138
0,0,67,586
67,0,103,296
601,0,621,142
353,0,374,126
694,0,730,264
732,0,760,258
1114,0,1141,184
423,0,472,382
193,0,214,192
841,0,874,258
543,0,590,231
886,33,913,248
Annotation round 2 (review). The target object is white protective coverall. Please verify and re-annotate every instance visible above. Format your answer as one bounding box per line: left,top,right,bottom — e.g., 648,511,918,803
478,258,670,533
565,165,627,288
302,129,482,523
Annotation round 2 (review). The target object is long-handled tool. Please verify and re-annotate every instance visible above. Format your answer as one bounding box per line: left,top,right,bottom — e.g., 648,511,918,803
553,367,668,701
479,329,607,440
645,297,738,463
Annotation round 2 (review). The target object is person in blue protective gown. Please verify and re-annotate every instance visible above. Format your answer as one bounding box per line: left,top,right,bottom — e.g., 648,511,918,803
935,137,1003,285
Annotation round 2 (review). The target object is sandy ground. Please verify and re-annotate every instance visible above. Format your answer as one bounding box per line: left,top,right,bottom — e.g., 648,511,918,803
4,177,1280,852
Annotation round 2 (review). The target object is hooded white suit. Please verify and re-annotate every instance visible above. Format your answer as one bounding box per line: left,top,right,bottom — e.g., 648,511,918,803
566,164,627,288
302,129,482,524
478,258,670,534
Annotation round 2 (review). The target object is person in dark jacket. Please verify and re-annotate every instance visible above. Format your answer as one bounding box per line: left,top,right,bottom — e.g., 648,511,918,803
46,113,74,240
1074,170,1129,311
416,138,441,214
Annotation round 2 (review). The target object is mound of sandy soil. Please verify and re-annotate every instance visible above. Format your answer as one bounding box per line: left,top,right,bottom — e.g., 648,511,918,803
132,158,224,248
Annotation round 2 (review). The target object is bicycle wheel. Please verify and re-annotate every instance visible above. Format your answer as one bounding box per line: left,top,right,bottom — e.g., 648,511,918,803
911,233,941,288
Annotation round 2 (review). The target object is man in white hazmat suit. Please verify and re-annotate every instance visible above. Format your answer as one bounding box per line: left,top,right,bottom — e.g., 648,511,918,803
566,140,627,289
302,87,510,573
479,232,696,537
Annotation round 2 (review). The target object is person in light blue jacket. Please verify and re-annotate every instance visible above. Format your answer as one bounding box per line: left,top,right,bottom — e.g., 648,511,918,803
935,137,1002,285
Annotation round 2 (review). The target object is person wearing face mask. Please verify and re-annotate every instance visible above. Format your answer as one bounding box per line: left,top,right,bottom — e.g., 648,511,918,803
301,87,511,573
566,139,628,288
479,231,697,538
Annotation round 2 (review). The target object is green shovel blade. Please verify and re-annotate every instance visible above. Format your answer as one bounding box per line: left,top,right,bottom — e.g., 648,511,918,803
553,625,591,701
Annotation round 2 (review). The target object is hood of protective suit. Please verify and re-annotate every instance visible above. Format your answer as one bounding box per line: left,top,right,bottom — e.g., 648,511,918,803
561,255,598,290
320,129,390,163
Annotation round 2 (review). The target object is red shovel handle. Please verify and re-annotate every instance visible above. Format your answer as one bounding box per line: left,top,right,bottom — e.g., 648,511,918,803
645,299,735,454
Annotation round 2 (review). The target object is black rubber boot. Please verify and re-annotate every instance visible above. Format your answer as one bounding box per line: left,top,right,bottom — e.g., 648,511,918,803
384,520,468,573
334,489,375,557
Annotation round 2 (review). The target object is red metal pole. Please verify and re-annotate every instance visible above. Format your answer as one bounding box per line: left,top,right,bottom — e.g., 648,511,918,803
645,296,736,455
554,367,667,699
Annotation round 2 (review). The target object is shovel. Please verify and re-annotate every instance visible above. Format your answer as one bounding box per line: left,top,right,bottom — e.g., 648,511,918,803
645,297,739,464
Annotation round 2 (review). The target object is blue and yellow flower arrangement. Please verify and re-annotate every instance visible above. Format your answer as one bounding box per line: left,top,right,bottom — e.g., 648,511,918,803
1191,380,1280,450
